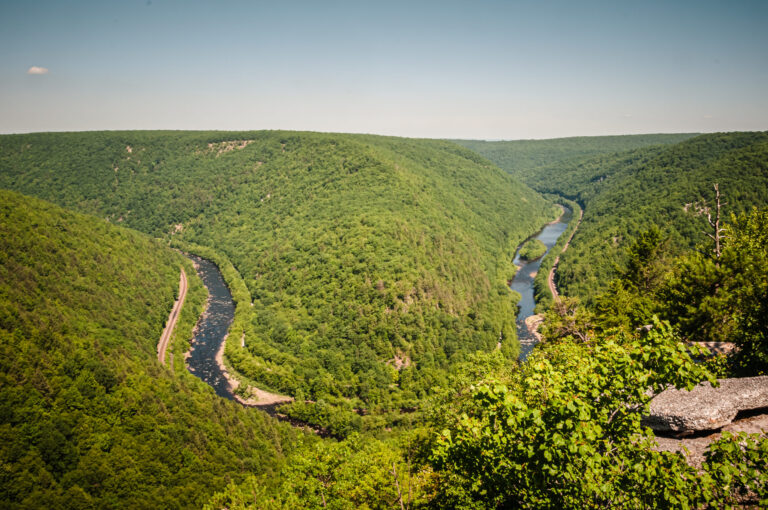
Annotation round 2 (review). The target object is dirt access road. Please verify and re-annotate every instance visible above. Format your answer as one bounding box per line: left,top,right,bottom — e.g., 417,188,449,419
547,208,583,299
158,268,188,365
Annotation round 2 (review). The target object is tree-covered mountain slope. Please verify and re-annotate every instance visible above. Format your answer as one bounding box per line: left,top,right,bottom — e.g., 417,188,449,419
0,131,558,425
0,190,293,508
453,133,697,182
553,131,768,301
469,131,768,302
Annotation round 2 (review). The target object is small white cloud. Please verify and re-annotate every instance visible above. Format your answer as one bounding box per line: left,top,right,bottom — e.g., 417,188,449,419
27,66,49,75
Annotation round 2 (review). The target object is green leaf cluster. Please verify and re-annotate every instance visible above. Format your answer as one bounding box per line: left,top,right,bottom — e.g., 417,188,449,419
704,431,768,506
593,207,768,375
428,318,765,508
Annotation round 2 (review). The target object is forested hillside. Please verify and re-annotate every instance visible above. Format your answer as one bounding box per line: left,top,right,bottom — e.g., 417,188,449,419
460,132,768,301
206,204,768,509
546,132,768,301
3,132,766,508
0,190,293,508
0,131,558,428
454,133,697,182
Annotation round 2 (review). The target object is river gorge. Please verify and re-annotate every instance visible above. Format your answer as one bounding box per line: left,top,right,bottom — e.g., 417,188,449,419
185,208,574,401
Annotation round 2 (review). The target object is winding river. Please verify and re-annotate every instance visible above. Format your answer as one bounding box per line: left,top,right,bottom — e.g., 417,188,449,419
184,208,572,401
511,207,573,361
185,254,236,401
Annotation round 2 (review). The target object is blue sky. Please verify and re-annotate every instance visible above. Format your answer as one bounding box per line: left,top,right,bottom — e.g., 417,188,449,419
1,0,766,138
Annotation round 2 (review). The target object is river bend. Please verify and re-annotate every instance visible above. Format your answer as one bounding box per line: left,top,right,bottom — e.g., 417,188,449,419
511,207,573,361
184,208,572,399
185,254,236,400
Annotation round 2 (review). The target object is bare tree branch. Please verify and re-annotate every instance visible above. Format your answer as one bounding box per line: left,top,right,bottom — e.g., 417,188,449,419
392,462,406,510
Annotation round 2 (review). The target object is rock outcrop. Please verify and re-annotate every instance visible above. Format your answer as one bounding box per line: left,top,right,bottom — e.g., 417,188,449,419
644,376,768,432
653,413,768,468
690,341,736,356
524,314,544,342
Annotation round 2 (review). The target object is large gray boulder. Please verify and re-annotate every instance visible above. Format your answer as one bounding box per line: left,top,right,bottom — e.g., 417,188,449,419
653,413,768,468
644,376,768,432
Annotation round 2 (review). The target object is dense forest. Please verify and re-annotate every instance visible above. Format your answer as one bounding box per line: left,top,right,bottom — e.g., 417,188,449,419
208,203,768,508
461,131,768,302
0,131,558,430
0,190,296,508
2,131,766,508
454,133,697,184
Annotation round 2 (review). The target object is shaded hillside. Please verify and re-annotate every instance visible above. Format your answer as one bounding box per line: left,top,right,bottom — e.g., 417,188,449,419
508,132,768,301
0,131,558,426
0,190,293,508
454,133,697,181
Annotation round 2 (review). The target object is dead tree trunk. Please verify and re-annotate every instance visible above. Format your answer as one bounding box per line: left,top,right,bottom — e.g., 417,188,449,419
705,183,726,261
391,462,406,510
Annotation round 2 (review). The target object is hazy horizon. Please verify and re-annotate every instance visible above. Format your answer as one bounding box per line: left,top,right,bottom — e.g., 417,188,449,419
2,0,767,139
0,126,710,143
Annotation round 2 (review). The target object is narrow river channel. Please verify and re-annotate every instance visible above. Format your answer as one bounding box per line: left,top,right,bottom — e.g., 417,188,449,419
185,206,572,401
511,207,573,361
185,254,236,401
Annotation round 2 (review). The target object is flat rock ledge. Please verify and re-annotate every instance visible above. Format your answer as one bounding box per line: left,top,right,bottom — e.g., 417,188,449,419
644,376,768,432
653,413,768,468
690,341,736,356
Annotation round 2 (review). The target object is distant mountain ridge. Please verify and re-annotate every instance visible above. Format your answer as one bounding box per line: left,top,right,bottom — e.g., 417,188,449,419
453,133,699,181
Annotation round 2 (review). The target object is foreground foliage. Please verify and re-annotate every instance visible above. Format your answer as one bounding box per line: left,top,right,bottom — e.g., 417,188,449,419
666,208,768,375
592,207,768,376
430,321,767,509
207,319,768,508
430,320,716,508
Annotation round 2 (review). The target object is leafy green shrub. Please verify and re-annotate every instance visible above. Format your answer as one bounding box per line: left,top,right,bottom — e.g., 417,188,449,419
704,431,768,507
430,319,717,508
